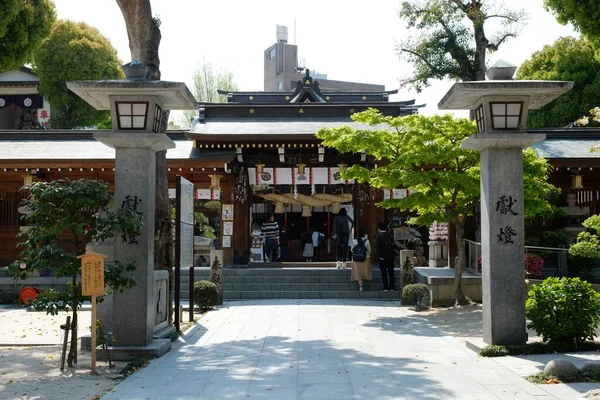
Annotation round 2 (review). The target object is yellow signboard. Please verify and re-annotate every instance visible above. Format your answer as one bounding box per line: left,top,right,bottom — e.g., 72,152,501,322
79,252,105,296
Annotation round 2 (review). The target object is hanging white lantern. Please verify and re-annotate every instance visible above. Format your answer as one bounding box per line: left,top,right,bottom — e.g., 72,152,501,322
301,205,312,217
274,202,285,214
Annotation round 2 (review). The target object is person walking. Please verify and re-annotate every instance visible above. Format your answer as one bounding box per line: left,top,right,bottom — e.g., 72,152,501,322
311,228,325,261
333,208,353,269
376,222,398,291
351,229,372,291
261,212,280,263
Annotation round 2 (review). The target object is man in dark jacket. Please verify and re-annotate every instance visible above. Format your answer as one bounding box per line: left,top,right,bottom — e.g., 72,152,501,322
376,222,398,291
333,208,353,269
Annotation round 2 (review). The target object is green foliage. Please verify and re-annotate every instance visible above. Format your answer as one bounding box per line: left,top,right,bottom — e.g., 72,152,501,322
0,0,56,71
516,37,600,128
8,179,142,315
569,214,600,280
180,58,239,128
318,109,559,304
480,340,600,358
33,20,124,128
317,109,558,226
526,372,562,384
96,318,116,367
402,283,430,308
479,345,509,357
194,211,215,239
543,0,600,52
526,277,600,346
193,280,218,312
397,0,527,91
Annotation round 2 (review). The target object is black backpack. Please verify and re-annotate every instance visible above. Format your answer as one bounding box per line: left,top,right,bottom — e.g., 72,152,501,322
380,233,397,261
352,238,367,262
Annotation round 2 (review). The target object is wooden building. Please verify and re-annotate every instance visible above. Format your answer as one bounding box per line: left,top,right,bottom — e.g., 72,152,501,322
1,70,599,267
0,70,422,266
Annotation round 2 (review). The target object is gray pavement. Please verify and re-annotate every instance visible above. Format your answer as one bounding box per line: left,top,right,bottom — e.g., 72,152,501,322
102,300,598,400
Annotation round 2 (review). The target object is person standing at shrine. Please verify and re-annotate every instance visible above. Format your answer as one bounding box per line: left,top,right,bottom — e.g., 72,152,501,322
376,222,398,291
333,208,353,269
311,228,325,261
261,212,280,262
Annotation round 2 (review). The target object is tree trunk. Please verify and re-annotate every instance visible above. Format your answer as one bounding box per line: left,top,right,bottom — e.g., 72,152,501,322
67,274,78,367
452,219,471,306
472,21,488,82
115,0,161,77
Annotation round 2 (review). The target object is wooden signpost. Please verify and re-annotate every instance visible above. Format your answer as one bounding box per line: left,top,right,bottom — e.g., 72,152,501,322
78,251,106,374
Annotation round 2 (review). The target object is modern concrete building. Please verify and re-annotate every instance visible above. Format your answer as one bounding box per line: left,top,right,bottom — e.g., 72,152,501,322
264,25,385,92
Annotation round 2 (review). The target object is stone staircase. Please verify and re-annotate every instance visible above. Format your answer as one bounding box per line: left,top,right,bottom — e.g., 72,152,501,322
176,267,402,300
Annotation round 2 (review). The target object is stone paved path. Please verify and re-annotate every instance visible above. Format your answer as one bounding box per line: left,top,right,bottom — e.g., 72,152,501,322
101,299,590,400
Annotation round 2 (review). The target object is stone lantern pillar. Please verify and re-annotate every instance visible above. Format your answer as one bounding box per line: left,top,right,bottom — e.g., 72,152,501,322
67,63,195,357
438,60,573,345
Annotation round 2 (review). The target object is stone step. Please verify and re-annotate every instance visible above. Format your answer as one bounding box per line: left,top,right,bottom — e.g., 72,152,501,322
176,267,400,277
224,290,401,300
179,275,399,284
173,267,405,300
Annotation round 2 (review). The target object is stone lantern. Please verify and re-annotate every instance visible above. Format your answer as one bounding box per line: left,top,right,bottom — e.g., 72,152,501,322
438,60,573,346
67,62,196,358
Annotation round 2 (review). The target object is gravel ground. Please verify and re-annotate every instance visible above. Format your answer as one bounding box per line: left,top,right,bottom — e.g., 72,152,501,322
0,307,126,400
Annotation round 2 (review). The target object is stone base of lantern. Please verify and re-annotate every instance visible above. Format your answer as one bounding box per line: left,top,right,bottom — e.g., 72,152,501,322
428,241,448,268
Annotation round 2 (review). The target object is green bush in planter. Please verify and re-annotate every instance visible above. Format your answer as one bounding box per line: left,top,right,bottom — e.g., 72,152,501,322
193,280,218,312
526,277,600,347
402,283,430,309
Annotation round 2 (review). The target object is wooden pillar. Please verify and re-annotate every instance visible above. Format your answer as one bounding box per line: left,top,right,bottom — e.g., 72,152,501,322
220,181,235,267
232,174,249,265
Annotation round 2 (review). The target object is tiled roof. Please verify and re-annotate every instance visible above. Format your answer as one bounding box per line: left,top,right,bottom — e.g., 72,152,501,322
530,139,600,159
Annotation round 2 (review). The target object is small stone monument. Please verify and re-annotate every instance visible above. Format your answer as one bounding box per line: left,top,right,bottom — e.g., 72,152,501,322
67,62,195,359
438,60,573,345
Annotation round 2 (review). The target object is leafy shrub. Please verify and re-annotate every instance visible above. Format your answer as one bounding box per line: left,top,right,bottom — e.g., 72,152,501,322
479,345,509,357
525,254,544,279
193,280,218,312
402,283,430,309
526,277,600,347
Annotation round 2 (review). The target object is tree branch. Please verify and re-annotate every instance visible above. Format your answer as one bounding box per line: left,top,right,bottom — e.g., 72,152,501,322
400,48,442,76
484,14,520,23
487,33,516,51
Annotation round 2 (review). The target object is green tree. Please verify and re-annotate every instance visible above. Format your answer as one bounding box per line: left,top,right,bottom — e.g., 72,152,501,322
0,0,56,71
7,179,143,368
316,109,559,305
543,0,600,51
516,37,600,128
397,0,527,91
180,59,239,129
33,20,124,128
